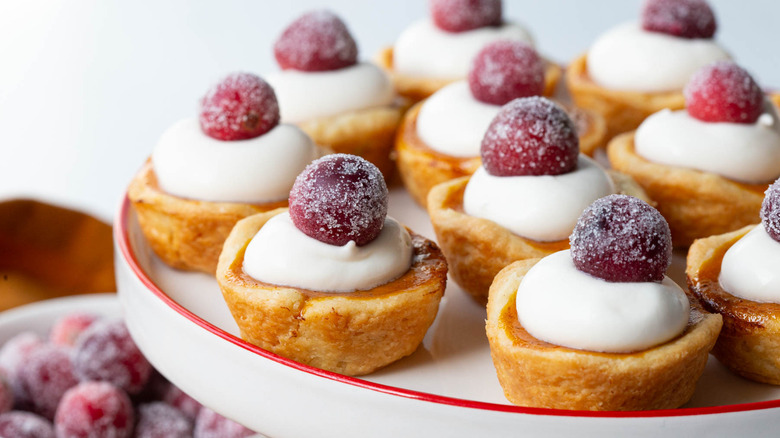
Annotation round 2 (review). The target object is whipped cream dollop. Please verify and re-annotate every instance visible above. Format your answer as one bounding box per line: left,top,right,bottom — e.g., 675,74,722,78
516,250,690,353
266,62,395,123
635,102,780,184
416,81,500,157
243,212,413,292
393,19,534,79
463,156,615,242
587,22,729,92
720,225,780,303
152,118,318,203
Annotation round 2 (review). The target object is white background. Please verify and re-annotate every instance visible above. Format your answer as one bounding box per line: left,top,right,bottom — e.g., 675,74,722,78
1,0,778,222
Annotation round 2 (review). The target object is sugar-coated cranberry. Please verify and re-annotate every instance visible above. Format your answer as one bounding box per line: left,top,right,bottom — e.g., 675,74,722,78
135,402,193,438
761,178,780,242
0,375,12,414
49,313,98,347
0,332,44,407
468,40,545,105
199,72,280,141
289,154,388,246
641,0,716,39
194,407,254,438
71,319,152,395
430,0,502,32
274,10,358,72
161,382,203,421
17,345,78,419
684,61,764,124
54,381,133,438
570,195,672,283
480,97,579,177
0,411,55,438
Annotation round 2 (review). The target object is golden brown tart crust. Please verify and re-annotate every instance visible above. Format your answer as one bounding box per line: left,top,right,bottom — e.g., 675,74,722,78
607,132,766,247
687,225,780,385
487,258,722,410
216,209,448,376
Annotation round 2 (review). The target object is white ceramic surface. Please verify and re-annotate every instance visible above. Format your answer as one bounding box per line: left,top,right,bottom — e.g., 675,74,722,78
115,190,780,438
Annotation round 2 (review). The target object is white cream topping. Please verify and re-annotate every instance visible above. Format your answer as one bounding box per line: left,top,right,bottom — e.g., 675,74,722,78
587,22,730,92
416,81,500,157
635,102,780,184
393,19,534,79
243,212,413,293
720,226,780,303
152,118,318,203
516,250,690,353
463,156,615,242
266,62,395,123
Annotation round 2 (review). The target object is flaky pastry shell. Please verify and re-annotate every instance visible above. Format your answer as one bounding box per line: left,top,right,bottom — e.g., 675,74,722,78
127,161,285,274
216,209,448,376
687,225,780,385
607,132,766,247
487,258,722,410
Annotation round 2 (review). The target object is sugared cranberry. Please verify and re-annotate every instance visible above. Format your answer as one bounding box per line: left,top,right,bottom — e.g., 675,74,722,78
0,411,55,438
17,345,78,419
641,0,716,39
0,332,44,406
468,40,545,105
161,382,203,421
199,72,280,141
135,402,193,438
54,381,133,438
71,319,152,395
49,313,97,347
761,178,780,242
274,10,358,72
194,407,254,438
430,0,502,32
684,61,764,124
570,195,672,283
289,154,388,246
0,375,12,414
480,97,579,177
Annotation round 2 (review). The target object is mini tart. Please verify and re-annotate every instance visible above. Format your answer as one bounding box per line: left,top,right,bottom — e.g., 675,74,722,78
216,209,448,376
396,101,607,208
375,46,562,103
127,161,286,274
426,172,648,304
566,54,686,144
487,258,722,410
687,225,780,385
771,92,780,110
607,132,766,247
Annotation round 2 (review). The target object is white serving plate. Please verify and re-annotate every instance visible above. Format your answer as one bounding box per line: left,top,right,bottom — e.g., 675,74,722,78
115,190,780,438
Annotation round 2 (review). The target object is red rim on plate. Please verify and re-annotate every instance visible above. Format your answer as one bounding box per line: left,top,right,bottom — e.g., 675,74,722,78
115,196,780,418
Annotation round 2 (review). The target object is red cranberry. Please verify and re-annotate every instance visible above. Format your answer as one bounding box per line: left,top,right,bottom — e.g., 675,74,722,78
684,61,764,124
135,402,193,438
289,154,388,246
54,381,133,438
199,72,280,141
430,0,502,32
0,375,12,414
49,313,97,347
194,407,254,438
161,383,203,421
480,97,579,177
274,10,358,72
468,40,545,105
71,319,152,395
641,0,716,39
18,345,78,419
0,332,44,405
761,178,780,242
570,195,672,283
0,411,54,438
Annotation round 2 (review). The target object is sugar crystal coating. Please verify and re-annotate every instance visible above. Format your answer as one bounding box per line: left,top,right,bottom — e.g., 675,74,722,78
570,195,672,283
199,72,280,141
0,332,44,406
194,407,255,438
49,313,97,347
289,154,388,246
480,96,579,177
430,0,502,33
0,411,55,438
54,381,133,438
761,178,780,242
135,402,193,438
18,345,78,419
641,0,716,39
684,61,764,124
274,10,358,72
468,40,545,105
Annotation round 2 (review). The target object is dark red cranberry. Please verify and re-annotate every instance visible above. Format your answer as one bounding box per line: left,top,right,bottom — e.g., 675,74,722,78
430,0,502,32
289,154,388,246
0,374,12,414
641,0,716,39
761,178,780,242
274,10,358,72
17,345,78,419
684,61,764,124
49,313,97,347
194,407,254,438
480,97,579,177
161,383,203,421
199,72,280,141
54,381,133,438
468,40,545,105
570,195,672,283
0,332,44,407
0,411,55,438
135,402,193,438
